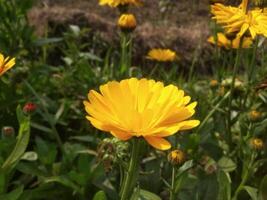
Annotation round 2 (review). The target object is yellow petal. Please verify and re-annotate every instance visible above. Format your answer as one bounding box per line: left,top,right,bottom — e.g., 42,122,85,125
144,136,171,150
110,130,133,141
179,120,200,130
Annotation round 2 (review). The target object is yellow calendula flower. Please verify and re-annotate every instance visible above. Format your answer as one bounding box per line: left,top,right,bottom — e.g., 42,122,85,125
84,78,200,150
147,49,177,62
99,0,142,7
211,0,267,39
0,53,15,76
118,14,137,31
208,33,253,49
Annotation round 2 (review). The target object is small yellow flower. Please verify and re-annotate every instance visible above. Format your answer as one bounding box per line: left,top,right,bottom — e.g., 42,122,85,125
168,149,186,165
99,0,142,7
0,53,15,76
208,33,253,49
147,49,177,62
249,110,262,121
84,78,200,150
118,14,137,31
211,0,267,39
250,138,264,150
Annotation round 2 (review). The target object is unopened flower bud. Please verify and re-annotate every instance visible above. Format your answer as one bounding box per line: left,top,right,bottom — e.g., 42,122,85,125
23,102,37,114
118,14,137,32
2,126,15,138
250,138,264,150
210,79,219,88
249,110,262,122
168,149,186,165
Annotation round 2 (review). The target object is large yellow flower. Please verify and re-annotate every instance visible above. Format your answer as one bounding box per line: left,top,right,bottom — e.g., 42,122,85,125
211,0,267,39
84,78,200,150
208,33,253,49
99,0,142,7
0,53,15,76
147,49,177,62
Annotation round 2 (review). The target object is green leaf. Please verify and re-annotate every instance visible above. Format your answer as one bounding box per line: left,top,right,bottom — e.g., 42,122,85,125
1,106,30,172
43,176,83,194
130,187,140,200
35,137,57,165
21,151,38,161
217,170,231,200
139,189,162,200
34,38,63,46
217,157,236,172
92,191,107,200
0,186,23,200
243,186,258,200
260,175,267,200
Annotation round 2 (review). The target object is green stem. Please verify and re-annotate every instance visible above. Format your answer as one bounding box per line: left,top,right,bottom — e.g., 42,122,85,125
170,166,176,200
119,138,141,200
242,38,258,108
226,39,243,150
232,152,256,200
197,91,230,133
120,32,131,76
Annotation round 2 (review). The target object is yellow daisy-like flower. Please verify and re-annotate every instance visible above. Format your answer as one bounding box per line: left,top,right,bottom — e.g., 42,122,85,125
99,0,142,7
211,0,267,39
0,53,15,76
84,78,200,150
147,49,177,62
208,33,253,49
118,14,137,31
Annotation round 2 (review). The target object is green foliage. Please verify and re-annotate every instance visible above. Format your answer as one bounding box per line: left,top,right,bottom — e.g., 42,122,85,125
0,0,267,200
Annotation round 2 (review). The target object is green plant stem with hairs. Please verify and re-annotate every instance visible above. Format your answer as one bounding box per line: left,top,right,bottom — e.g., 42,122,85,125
170,166,176,200
119,138,141,200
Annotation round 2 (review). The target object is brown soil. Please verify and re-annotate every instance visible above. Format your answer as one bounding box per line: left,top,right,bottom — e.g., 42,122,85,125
28,0,213,71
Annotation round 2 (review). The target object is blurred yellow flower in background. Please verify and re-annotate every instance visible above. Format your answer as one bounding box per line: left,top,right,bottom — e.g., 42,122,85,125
208,33,253,49
211,0,267,39
99,0,142,7
84,78,199,150
0,53,15,76
250,138,264,150
249,110,262,121
118,14,137,31
147,48,177,62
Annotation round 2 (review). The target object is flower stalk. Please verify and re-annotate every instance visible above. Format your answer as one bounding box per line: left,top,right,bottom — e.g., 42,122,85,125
226,37,243,149
170,166,176,200
120,32,132,76
119,138,141,200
